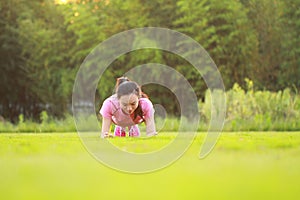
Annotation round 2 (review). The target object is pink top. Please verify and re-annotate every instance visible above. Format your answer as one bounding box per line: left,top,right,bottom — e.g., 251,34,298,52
100,94,155,127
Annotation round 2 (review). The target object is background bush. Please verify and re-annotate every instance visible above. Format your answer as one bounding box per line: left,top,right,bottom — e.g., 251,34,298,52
199,80,300,131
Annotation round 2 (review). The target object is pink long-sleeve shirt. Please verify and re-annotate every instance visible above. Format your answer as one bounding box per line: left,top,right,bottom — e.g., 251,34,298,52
100,94,155,128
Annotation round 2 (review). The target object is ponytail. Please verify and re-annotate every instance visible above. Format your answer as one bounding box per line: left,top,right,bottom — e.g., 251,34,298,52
115,77,130,92
140,90,148,98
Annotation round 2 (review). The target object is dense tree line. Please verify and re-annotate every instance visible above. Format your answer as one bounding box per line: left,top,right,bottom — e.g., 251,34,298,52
0,0,299,121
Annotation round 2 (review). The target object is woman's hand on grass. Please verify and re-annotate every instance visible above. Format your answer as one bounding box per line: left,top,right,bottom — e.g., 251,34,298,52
101,132,114,138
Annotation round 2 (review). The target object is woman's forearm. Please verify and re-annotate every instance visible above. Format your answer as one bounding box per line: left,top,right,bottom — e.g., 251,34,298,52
145,115,157,136
101,117,112,137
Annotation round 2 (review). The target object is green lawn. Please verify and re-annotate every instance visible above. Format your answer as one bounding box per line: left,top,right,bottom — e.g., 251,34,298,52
1,132,300,200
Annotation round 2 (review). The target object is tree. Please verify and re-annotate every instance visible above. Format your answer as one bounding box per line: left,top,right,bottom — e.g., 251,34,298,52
17,0,74,117
0,0,41,121
175,0,258,89
279,0,300,90
245,0,284,90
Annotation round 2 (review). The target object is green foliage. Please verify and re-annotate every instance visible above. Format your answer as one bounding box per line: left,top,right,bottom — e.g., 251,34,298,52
279,0,300,89
245,0,284,90
175,0,258,88
16,1,74,117
0,0,39,122
40,111,49,124
199,80,300,131
1,0,299,122
0,111,76,133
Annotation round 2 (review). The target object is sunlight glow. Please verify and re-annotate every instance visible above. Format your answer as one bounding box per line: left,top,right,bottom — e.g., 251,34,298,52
54,0,109,5
55,0,69,5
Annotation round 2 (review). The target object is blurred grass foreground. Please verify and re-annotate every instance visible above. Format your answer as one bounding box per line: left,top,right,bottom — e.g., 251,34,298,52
0,132,300,200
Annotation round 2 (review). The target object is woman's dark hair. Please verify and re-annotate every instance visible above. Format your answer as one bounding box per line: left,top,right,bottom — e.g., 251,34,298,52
115,77,130,90
115,77,148,98
115,77,148,120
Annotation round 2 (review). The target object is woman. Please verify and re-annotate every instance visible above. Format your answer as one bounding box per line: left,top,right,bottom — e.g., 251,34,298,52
99,77,157,138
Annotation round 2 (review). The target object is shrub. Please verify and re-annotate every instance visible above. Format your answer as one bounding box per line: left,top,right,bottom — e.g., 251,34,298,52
199,79,300,131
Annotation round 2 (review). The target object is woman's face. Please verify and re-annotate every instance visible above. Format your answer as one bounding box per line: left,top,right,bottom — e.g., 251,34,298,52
119,94,139,114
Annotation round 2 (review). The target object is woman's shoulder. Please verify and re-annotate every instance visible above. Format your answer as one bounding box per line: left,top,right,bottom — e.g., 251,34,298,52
103,94,119,105
105,94,117,100
139,97,153,107
139,98,154,117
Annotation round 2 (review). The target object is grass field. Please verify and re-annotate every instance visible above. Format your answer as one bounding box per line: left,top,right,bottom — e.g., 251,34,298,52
1,132,300,200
